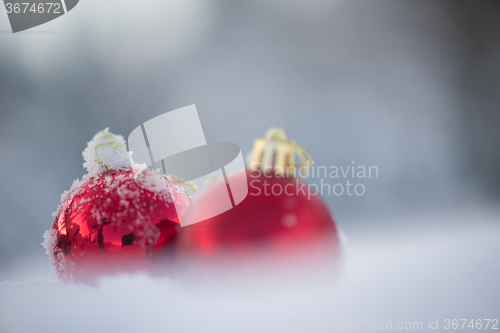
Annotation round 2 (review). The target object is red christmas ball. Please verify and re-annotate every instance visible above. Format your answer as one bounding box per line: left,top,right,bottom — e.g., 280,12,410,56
45,168,189,283
44,129,191,283
175,169,340,277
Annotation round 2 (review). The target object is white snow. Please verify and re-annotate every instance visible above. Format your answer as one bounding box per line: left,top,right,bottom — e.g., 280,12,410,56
82,128,132,177
2,206,499,333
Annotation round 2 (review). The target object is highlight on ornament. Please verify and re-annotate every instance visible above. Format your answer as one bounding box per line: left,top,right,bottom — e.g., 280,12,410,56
43,124,343,284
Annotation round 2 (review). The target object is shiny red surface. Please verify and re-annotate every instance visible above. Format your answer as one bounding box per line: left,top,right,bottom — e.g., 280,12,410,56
50,169,188,283
175,170,340,274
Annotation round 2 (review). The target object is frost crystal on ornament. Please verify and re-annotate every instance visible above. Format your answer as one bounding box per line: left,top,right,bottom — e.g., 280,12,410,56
82,128,132,177
44,129,190,283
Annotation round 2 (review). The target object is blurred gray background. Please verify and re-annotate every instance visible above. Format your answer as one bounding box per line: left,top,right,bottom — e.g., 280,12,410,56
0,0,499,276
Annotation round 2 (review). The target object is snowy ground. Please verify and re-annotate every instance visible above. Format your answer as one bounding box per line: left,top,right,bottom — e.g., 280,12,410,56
1,205,499,333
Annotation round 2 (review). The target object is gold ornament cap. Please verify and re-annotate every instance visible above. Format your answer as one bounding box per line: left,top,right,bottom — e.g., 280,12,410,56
250,127,313,177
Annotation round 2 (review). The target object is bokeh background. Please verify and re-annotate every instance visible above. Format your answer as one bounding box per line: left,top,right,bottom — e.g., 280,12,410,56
0,0,499,332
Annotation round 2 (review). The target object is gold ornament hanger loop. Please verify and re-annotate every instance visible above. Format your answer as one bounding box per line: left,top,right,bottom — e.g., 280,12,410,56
94,131,125,169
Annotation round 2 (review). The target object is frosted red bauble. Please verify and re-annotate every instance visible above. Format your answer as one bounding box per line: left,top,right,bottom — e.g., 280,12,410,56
175,170,340,276
46,169,189,283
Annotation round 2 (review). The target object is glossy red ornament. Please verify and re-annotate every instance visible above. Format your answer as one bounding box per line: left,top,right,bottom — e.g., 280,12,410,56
45,168,189,283
175,127,341,277
175,170,341,277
